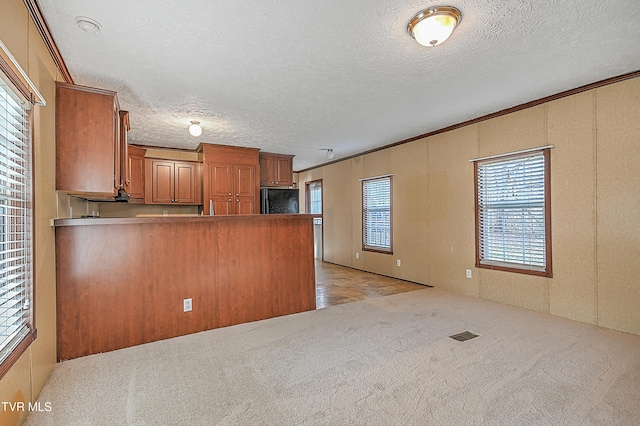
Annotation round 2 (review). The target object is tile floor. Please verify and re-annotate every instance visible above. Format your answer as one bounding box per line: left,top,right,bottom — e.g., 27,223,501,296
315,260,428,309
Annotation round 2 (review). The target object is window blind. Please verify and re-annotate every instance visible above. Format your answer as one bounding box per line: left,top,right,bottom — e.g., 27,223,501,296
362,176,391,252
0,77,33,366
476,152,547,271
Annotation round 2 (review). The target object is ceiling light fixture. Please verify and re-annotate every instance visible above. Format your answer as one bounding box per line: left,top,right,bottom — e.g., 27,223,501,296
326,149,335,160
407,6,462,47
189,121,202,137
75,16,102,34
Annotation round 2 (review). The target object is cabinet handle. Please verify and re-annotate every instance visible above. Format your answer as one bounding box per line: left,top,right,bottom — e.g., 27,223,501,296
228,198,231,202
228,192,231,196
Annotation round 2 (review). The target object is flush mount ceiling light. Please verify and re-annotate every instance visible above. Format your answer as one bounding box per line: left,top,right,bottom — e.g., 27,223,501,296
75,16,102,34
326,149,335,160
189,121,202,137
407,6,462,47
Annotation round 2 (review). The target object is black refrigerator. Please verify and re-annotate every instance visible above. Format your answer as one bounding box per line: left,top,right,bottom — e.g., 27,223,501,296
260,188,299,214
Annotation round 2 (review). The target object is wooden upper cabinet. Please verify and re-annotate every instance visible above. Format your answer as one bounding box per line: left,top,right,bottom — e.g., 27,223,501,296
175,162,199,204
117,111,130,191
199,144,260,215
235,165,256,197
56,82,120,196
208,163,233,197
259,153,294,187
126,145,146,202
145,158,201,205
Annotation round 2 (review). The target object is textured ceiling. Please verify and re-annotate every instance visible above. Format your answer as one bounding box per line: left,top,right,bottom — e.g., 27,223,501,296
38,0,640,170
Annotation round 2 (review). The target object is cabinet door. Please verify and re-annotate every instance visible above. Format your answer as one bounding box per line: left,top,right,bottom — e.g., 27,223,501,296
234,165,257,214
236,197,255,215
209,163,233,197
211,197,232,215
174,162,198,204
275,157,293,186
127,152,145,201
55,83,119,195
118,111,130,190
203,162,232,215
260,155,275,186
235,165,256,197
150,160,175,204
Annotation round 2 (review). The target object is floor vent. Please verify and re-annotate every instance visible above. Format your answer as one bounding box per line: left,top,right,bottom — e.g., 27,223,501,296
450,331,479,342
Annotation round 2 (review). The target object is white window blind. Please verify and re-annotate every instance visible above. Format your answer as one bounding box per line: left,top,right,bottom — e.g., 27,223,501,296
0,76,33,366
362,176,392,252
476,151,549,273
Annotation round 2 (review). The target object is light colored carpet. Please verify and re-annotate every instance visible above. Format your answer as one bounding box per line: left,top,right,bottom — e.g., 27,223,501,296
26,288,640,425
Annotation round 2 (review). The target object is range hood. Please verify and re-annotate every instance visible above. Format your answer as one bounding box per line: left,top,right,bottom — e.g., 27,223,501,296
114,188,130,202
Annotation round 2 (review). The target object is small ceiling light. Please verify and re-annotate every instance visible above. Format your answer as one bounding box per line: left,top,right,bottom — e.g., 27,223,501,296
326,149,335,160
189,121,202,137
75,16,102,34
407,6,462,47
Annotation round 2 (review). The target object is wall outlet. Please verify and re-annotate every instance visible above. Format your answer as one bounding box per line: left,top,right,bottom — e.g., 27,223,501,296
183,298,192,312
466,269,472,279
397,259,401,267
355,252,360,259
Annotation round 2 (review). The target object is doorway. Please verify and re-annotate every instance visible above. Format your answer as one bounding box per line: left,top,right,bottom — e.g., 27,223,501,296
305,179,323,260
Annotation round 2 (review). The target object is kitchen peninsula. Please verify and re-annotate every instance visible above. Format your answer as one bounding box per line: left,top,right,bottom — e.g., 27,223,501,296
55,214,315,361
54,81,312,361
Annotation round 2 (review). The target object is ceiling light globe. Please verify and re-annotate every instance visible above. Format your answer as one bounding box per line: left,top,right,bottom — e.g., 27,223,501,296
408,6,461,47
326,149,334,160
189,121,202,137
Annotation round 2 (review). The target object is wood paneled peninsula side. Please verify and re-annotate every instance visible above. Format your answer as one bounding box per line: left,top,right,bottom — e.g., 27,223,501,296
55,214,316,361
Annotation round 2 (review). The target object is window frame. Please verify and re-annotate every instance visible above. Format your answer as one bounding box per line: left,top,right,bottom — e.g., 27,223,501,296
0,54,37,381
474,148,552,277
305,179,323,217
362,175,393,254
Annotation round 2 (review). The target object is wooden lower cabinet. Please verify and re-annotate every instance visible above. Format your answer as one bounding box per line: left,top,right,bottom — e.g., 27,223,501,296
54,215,316,361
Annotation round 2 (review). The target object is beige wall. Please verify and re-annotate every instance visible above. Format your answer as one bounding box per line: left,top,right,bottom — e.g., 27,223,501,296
299,77,640,336
0,0,59,425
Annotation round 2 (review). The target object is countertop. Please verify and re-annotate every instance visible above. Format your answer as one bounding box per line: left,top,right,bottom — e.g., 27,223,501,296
53,214,314,227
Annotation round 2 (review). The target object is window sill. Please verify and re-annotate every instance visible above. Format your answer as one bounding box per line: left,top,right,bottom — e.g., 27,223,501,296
476,262,552,278
363,247,393,255
0,329,37,381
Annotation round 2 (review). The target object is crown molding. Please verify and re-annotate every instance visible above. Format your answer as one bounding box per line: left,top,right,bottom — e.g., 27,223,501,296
23,0,73,84
295,69,640,173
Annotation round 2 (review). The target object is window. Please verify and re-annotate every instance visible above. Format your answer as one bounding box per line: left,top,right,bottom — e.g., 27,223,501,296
0,72,34,376
362,175,392,253
474,148,552,277
306,180,322,215
305,179,322,226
